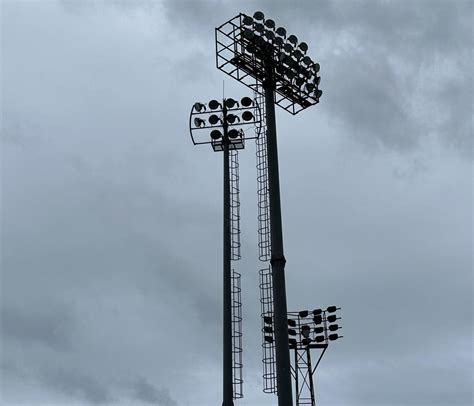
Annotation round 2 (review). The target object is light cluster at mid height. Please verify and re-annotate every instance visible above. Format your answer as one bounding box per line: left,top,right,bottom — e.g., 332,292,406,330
189,97,262,152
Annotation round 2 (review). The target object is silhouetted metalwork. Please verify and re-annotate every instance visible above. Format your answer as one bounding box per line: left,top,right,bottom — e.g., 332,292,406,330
216,11,323,406
189,97,262,405
287,307,343,405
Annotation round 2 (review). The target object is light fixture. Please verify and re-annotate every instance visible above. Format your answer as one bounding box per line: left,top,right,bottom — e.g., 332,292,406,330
298,42,308,53
326,315,337,323
255,23,265,33
314,76,321,86
313,309,322,316
225,98,238,108
328,324,339,332
288,328,297,336
275,37,284,47
209,100,221,110
305,83,315,93
302,55,313,67
289,338,297,346
329,334,340,341
302,338,312,346
313,63,320,73
276,27,286,38
299,310,309,318
313,315,322,325
228,129,240,138
194,102,206,112
327,306,337,313
242,111,254,121
264,316,273,325
242,29,254,40
287,34,298,45
314,327,324,334
242,15,253,26
300,325,311,338
283,43,293,53
210,129,222,140
315,335,325,343
227,114,240,124
264,335,274,343
209,114,220,125
287,319,296,327
264,326,273,334
194,117,205,127
241,97,253,107
265,19,275,29
265,30,275,40
253,11,264,20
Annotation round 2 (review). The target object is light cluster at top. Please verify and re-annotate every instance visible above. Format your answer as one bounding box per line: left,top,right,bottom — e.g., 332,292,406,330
239,11,322,103
241,11,322,102
263,306,342,348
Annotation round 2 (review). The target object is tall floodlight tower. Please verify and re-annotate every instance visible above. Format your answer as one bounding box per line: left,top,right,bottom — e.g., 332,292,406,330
216,11,322,405
189,97,262,406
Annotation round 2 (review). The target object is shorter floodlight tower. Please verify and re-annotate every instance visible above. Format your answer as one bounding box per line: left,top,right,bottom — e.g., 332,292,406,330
189,96,262,406
283,306,343,406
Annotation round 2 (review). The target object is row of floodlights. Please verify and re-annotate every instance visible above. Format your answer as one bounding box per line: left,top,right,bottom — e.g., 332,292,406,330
264,334,341,345
194,97,254,113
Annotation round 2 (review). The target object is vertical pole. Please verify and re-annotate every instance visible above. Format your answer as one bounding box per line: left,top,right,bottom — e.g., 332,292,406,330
306,348,315,406
264,78,293,405
222,102,234,406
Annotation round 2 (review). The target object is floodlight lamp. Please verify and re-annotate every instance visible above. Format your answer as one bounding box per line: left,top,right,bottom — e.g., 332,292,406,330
264,335,274,343
283,55,294,68
276,27,286,38
194,117,205,128
313,62,320,73
240,97,253,107
209,114,221,125
264,316,272,324
275,37,284,47
327,306,338,313
264,326,273,334
242,15,253,26
313,315,323,325
293,49,303,60
242,111,254,121
305,83,315,93
327,315,337,323
253,11,264,21
242,29,255,40
264,18,275,29
245,43,256,54
226,114,240,124
194,102,206,112
314,75,321,86
283,43,293,53
276,65,286,76
288,328,297,336
210,129,222,140
329,333,340,341
289,338,297,346
315,89,323,99
302,55,313,67
298,42,308,53
299,310,309,318
287,319,296,327
285,69,296,80
225,98,238,108
288,34,298,45
315,335,325,343
301,325,311,338
228,129,240,139
313,309,322,315
208,99,221,110
295,77,305,87
255,35,265,47
314,327,324,334
302,338,312,346
255,23,264,33
329,324,339,331
265,29,275,40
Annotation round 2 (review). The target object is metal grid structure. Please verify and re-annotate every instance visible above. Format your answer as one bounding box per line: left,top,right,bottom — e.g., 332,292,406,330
259,266,277,394
286,307,343,406
231,270,243,399
230,149,241,260
216,13,322,115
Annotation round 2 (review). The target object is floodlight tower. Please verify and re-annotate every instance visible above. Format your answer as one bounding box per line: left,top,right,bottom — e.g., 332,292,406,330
189,97,262,406
216,11,322,405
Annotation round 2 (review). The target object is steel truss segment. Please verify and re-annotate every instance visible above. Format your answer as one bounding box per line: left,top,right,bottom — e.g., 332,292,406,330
231,270,243,399
215,13,321,115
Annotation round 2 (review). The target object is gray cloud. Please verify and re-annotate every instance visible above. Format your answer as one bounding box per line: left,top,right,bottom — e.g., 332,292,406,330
131,376,177,406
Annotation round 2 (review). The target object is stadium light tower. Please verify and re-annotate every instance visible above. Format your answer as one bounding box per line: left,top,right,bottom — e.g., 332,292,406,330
216,11,323,406
189,96,262,406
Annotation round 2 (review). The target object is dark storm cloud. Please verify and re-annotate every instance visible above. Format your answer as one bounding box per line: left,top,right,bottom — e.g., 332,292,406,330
131,376,178,406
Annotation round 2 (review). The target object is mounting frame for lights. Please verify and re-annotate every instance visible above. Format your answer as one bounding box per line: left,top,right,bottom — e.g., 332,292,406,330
189,97,263,152
216,13,322,115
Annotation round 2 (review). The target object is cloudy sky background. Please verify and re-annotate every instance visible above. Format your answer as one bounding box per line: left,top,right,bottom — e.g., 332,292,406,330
1,0,472,405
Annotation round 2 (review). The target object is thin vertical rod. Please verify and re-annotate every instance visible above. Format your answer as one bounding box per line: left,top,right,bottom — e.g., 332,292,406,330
264,77,293,405
222,102,234,406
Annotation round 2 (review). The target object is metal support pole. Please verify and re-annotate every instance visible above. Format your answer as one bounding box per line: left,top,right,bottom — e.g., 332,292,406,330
264,78,293,405
222,104,234,406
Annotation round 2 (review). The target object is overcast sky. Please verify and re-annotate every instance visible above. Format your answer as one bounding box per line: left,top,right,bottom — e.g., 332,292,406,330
1,1,472,405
